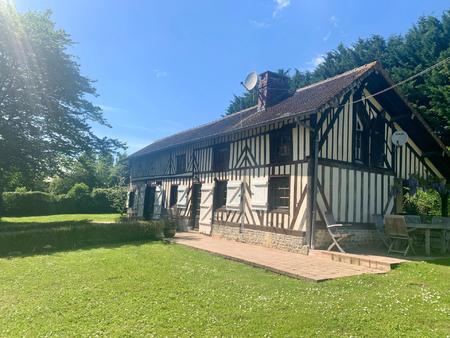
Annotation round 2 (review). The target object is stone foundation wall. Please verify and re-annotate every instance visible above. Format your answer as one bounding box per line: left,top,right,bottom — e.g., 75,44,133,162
211,224,309,254
314,228,384,250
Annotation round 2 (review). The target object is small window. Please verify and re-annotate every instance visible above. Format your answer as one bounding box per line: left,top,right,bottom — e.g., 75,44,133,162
269,176,290,211
169,185,178,207
270,126,293,164
212,143,230,171
176,154,186,174
214,180,227,210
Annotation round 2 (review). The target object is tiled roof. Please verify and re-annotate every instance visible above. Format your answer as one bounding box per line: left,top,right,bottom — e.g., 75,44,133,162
129,62,377,158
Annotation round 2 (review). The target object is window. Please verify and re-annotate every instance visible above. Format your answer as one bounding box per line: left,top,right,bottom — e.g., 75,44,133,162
270,126,293,164
214,180,227,210
176,154,186,174
354,112,385,168
169,185,178,207
212,143,230,171
269,176,290,211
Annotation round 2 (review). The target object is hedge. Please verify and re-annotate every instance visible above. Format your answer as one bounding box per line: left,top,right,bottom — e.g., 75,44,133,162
0,220,164,256
0,187,127,217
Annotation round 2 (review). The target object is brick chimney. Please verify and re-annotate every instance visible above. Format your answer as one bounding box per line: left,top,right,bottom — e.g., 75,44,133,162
257,71,290,111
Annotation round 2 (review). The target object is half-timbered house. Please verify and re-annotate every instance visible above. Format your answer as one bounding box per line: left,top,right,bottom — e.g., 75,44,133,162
127,61,449,252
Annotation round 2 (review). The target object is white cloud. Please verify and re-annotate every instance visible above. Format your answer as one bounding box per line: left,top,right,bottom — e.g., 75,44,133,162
323,15,338,42
330,15,338,27
273,0,291,17
311,55,325,67
153,69,168,78
323,31,332,42
250,19,270,29
305,54,325,70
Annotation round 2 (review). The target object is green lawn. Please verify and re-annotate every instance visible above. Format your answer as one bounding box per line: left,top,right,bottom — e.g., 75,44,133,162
0,213,121,223
0,243,449,336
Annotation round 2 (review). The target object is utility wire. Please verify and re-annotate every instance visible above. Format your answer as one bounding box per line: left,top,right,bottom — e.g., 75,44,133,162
351,56,450,106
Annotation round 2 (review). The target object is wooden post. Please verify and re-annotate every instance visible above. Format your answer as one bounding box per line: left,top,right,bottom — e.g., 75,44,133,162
307,113,319,249
394,178,404,214
240,173,246,233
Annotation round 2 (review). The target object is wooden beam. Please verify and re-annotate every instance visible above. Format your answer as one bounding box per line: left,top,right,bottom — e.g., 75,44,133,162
295,116,313,130
306,113,319,249
317,90,353,152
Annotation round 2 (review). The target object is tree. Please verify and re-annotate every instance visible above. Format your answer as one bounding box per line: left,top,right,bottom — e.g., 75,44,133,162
225,10,450,145
0,4,124,193
48,152,129,194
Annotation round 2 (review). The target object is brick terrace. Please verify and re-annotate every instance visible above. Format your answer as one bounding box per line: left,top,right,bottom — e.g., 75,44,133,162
173,232,407,282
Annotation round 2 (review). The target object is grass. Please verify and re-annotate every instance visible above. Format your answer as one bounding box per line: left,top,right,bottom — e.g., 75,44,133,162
0,213,121,224
0,243,449,336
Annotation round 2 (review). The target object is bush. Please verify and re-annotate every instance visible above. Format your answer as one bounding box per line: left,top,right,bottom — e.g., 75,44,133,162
0,221,164,256
404,189,442,216
91,187,127,213
1,184,127,216
1,191,57,216
161,218,177,238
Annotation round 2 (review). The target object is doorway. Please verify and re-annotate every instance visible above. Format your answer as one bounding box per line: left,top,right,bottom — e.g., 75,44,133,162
143,185,156,220
190,183,202,229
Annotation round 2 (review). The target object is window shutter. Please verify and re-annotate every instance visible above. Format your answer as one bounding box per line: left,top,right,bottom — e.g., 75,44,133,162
177,185,188,208
199,183,214,235
251,177,268,211
136,185,145,217
226,181,242,211
126,191,135,209
152,185,164,220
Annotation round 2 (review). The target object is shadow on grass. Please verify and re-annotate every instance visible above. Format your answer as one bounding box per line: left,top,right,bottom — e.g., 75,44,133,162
424,258,450,267
0,220,98,231
0,239,164,260
0,220,164,259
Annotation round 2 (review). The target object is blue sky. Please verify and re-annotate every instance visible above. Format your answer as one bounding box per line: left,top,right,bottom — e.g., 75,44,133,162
15,0,450,154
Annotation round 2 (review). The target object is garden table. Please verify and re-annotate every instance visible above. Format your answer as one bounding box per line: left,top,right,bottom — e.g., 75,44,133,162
406,223,449,256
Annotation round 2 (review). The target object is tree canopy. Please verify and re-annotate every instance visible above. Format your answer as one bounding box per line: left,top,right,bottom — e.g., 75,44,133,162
0,4,124,191
226,10,450,145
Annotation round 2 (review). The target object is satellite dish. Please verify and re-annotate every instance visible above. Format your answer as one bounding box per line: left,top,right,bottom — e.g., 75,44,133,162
242,71,258,91
391,130,408,147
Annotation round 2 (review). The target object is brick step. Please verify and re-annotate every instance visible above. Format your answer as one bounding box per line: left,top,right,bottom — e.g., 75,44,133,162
309,250,406,272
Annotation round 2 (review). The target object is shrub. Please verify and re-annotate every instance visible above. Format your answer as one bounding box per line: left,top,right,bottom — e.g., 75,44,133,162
1,191,56,216
1,185,127,216
67,183,90,199
0,221,164,256
161,218,177,238
91,187,127,213
66,183,91,213
404,189,442,216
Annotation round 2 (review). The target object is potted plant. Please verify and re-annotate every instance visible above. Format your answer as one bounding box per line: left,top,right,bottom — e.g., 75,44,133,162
163,218,177,238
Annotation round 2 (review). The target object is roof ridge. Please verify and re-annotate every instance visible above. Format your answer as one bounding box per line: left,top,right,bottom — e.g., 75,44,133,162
295,61,378,93
129,61,379,158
